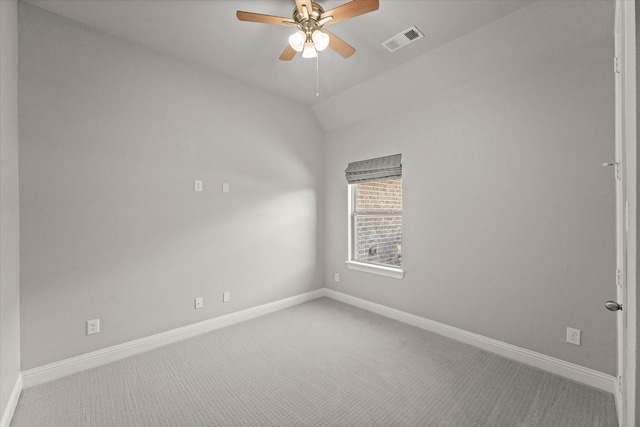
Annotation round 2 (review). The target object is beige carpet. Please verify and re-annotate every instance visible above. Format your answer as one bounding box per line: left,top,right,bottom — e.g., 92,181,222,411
11,298,617,426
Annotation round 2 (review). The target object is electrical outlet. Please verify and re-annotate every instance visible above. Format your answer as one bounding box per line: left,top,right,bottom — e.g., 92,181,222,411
194,180,203,192
87,319,100,335
334,273,340,282
223,291,231,303
195,297,203,309
566,327,581,346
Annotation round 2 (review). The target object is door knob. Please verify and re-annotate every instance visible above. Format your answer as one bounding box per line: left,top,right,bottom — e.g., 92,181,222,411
605,300,623,311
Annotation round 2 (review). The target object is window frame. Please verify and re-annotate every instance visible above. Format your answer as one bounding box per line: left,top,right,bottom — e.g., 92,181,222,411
346,179,405,279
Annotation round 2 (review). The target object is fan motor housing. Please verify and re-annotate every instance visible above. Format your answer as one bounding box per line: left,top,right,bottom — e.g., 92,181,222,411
292,2,325,27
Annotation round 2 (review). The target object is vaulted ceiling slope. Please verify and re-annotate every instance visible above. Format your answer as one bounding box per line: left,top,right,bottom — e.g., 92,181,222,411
314,0,614,130
23,1,534,103
23,0,612,130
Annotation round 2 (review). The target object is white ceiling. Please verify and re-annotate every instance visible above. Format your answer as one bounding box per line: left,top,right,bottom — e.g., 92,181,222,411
22,0,537,106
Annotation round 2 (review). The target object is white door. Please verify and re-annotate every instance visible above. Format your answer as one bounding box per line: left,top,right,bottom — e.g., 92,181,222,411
610,1,631,424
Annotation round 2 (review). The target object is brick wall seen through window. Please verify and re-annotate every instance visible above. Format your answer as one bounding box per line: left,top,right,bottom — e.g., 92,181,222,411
352,179,402,267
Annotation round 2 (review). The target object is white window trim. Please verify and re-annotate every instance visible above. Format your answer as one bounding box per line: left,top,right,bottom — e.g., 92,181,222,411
345,260,405,279
347,184,405,280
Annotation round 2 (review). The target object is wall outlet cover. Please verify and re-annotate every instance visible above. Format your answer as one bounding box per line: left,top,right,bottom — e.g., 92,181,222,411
195,297,203,309
566,327,581,346
87,319,100,335
223,291,231,303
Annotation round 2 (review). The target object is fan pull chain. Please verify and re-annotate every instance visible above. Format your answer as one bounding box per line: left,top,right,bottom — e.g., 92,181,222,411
316,54,320,97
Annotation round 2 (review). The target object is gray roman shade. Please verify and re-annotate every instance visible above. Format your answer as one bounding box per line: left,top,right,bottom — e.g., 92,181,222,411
345,154,402,184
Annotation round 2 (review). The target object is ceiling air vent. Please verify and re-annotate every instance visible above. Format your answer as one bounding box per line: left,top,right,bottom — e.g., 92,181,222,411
381,26,424,53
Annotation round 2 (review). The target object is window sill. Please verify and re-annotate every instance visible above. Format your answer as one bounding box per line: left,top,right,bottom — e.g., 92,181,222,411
345,261,405,280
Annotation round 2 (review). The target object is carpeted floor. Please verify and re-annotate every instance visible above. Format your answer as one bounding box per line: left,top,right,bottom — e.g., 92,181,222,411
11,298,617,426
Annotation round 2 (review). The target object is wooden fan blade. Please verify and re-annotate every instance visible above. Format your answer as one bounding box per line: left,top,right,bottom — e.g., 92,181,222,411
321,0,379,26
295,0,313,18
323,30,356,58
236,11,296,26
279,45,298,61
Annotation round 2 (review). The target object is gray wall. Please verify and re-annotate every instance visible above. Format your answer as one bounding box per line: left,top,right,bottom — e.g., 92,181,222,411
0,0,21,417
14,0,618,383
18,3,324,370
322,7,616,374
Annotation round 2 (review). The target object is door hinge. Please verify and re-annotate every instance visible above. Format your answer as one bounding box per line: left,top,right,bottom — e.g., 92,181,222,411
616,268,623,288
614,57,621,74
602,162,621,180
626,200,629,233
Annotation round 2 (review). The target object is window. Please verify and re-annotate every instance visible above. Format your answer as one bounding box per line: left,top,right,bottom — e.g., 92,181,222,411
345,154,404,279
352,179,403,266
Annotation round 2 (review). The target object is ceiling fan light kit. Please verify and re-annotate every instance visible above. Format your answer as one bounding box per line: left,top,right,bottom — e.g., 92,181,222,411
289,30,306,52
236,0,379,61
311,30,330,51
289,29,329,56
302,41,318,58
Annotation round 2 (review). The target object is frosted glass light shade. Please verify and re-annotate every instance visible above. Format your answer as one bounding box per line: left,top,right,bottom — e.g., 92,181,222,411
302,41,318,58
288,30,306,52
312,30,330,51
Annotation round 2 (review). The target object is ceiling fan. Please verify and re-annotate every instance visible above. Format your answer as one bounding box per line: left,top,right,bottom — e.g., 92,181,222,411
237,0,379,61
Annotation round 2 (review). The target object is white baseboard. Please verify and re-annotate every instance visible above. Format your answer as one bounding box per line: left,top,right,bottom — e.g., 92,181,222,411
324,289,616,394
20,287,615,396
22,289,325,388
0,373,23,427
